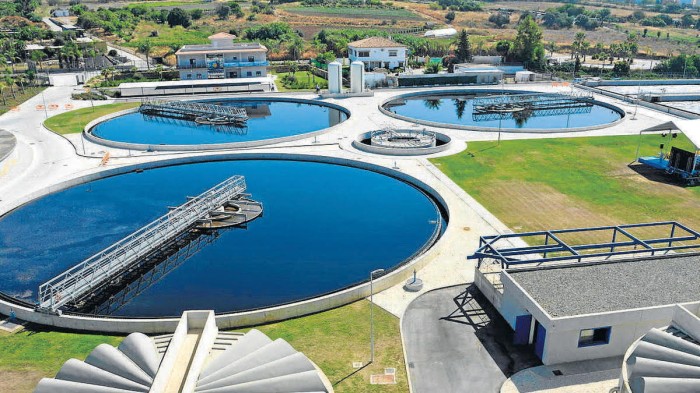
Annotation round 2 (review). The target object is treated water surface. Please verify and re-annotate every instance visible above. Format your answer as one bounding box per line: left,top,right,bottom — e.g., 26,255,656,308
0,160,442,317
384,93,622,129
90,100,348,145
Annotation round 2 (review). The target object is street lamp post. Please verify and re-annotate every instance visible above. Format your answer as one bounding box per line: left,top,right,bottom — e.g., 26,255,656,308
369,268,385,364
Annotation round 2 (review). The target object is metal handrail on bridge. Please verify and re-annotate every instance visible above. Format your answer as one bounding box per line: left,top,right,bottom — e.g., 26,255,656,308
37,175,248,312
139,100,248,123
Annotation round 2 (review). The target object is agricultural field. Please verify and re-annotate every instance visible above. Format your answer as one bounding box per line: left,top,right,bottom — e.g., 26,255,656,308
281,5,424,20
431,135,700,244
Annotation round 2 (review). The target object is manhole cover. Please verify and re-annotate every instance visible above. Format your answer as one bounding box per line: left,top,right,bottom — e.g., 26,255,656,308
352,362,363,369
384,368,396,375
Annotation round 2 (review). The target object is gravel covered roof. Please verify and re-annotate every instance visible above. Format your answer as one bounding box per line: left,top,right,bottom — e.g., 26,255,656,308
507,254,700,318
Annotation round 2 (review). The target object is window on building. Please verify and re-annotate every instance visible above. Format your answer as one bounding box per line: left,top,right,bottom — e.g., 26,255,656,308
389,50,398,57
358,51,370,58
248,56,255,62
189,58,196,66
233,56,238,61
196,73,202,79
246,71,252,77
186,74,192,79
256,71,261,76
578,327,611,347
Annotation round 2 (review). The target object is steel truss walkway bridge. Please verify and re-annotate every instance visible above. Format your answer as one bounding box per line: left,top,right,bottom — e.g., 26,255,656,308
139,100,248,125
471,92,594,122
38,175,254,312
142,113,248,135
469,221,700,269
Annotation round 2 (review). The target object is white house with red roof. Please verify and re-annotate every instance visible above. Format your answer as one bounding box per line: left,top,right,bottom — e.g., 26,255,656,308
175,32,268,80
347,37,407,71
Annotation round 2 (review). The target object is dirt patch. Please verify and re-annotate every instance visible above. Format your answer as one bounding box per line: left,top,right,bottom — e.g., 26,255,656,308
0,369,46,393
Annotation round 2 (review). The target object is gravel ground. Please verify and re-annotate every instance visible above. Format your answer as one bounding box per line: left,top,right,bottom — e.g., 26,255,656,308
507,254,700,317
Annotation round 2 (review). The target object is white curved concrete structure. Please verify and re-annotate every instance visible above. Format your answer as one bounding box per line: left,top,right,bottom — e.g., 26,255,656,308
34,310,331,393
620,305,700,393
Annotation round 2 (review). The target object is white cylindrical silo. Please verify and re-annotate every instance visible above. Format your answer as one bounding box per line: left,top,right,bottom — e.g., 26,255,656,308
328,61,342,94
350,61,365,94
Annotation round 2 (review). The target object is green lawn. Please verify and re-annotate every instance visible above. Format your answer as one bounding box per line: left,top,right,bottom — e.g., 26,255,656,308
256,300,408,393
0,300,407,393
44,102,140,135
271,70,328,92
0,329,123,392
0,86,46,116
283,5,423,20
431,135,700,242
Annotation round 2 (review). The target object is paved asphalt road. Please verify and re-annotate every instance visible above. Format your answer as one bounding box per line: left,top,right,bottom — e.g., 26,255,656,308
402,284,540,393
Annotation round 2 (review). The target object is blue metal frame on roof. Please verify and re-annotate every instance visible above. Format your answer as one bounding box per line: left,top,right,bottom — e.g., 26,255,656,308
468,221,700,269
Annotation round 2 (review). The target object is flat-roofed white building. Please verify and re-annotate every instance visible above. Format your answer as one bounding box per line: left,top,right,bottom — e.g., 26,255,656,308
347,37,407,71
472,222,700,367
175,32,268,80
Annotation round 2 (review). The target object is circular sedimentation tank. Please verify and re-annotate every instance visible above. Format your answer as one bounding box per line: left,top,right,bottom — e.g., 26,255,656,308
86,98,349,150
381,90,625,132
0,158,446,318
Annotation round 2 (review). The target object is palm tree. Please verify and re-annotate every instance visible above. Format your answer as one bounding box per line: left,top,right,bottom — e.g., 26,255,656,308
139,40,152,70
30,50,46,72
4,77,15,99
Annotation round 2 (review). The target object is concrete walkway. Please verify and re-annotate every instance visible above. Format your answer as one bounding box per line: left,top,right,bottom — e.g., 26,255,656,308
501,357,621,393
0,129,15,161
402,285,540,393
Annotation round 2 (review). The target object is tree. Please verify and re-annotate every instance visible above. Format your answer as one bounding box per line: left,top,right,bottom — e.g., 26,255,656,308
496,40,512,62
288,36,303,60
643,28,648,37
30,50,46,71
657,31,661,39
513,14,544,69
545,41,556,57
154,64,164,80
139,39,152,70
228,2,244,18
167,8,191,28
571,32,586,60
189,9,203,20
455,29,471,63
216,4,230,20
445,10,455,23
424,61,442,74
488,13,510,28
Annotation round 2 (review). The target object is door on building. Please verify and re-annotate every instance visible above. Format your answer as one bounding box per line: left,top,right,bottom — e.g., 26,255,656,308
513,314,532,345
533,320,547,360
228,71,237,78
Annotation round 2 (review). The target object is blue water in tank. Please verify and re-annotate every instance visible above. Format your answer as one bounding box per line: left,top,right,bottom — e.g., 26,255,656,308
384,92,622,129
0,160,443,317
90,99,348,145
